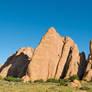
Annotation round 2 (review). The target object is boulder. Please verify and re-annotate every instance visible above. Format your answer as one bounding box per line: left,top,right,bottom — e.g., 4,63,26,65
68,79,81,87
0,47,34,78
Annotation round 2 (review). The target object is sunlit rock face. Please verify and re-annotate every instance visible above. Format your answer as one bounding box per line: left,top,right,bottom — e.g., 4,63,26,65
24,27,86,82
0,63,2,69
83,40,92,81
1,27,88,82
0,47,34,78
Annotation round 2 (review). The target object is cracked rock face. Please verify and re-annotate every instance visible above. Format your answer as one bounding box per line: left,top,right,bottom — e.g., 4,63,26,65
0,47,34,78
24,27,86,82
83,40,92,81
0,63,2,69
25,27,65,81
0,27,87,82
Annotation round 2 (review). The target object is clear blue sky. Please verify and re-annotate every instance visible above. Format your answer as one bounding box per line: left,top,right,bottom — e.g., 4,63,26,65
0,0,92,64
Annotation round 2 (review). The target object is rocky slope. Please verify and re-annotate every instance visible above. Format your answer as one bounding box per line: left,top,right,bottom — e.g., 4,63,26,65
0,27,90,82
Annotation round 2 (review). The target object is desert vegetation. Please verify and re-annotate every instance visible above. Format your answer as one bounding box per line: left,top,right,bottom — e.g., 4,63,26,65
0,78,92,92
4,76,23,82
0,75,91,92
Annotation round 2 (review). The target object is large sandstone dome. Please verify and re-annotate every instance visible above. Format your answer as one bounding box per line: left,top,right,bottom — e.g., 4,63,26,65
24,27,87,82
0,27,88,82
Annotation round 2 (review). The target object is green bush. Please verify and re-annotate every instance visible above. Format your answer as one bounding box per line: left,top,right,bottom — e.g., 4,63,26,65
68,75,79,82
63,78,70,82
0,75,2,80
34,79,44,83
29,80,32,83
80,86,90,90
47,78,59,83
59,79,68,86
4,76,23,82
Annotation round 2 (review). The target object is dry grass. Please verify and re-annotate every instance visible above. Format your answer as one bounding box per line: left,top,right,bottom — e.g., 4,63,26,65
0,80,91,92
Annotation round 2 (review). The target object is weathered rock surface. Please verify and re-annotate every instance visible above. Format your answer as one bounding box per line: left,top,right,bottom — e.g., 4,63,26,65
0,47,34,78
1,27,88,82
78,52,87,79
83,69,92,81
68,79,81,87
61,44,80,79
0,63,2,68
25,27,65,81
55,37,74,79
83,40,92,81
24,27,86,82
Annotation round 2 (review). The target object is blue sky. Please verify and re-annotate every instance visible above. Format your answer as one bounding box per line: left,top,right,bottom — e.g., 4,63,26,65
0,0,92,64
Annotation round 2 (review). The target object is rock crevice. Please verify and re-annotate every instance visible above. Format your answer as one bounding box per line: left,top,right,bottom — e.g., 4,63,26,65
83,40,92,81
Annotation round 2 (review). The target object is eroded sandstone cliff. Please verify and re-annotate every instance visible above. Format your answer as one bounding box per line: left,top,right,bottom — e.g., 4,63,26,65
0,27,89,82
24,27,86,82
83,40,92,81
0,47,34,78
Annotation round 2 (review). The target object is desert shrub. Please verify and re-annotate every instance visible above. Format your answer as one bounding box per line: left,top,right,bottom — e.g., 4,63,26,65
80,86,90,90
29,80,32,83
4,76,23,82
69,75,79,82
47,78,59,83
90,78,92,82
0,75,2,80
63,78,70,82
59,79,68,86
34,79,44,83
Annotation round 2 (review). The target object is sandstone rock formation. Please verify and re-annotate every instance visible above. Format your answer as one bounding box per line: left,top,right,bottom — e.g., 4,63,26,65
78,52,87,79
0,63,2,68
83,40,92,81
1,27,88,82
68,79,81,87
0,47,34,78
25,27,65,81
24,27,86,82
